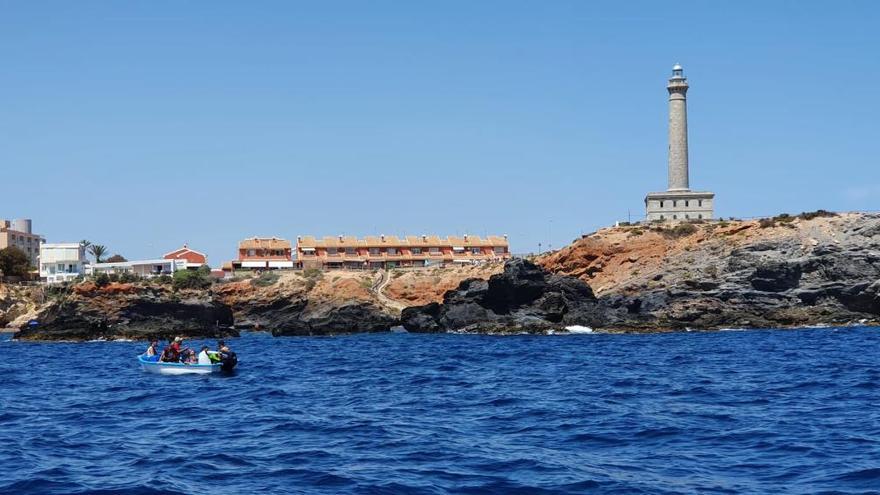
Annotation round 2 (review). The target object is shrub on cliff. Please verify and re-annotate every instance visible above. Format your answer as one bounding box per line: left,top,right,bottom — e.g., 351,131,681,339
251,271,280,287
94,273,111,287
664,223,698,239
117,271,141,283
302,268,323,291
172,267,212,290
798,210,836,221
759,218,776,228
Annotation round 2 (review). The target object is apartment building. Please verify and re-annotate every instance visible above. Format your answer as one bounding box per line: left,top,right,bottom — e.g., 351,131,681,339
0,219,44,266
228,237,294,270
296,234,510,270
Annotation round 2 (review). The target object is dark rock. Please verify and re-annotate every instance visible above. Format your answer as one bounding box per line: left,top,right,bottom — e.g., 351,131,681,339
15,293,235,341
235,297,398,337
400,303,442,333
403,259,602,334
749,262,802,292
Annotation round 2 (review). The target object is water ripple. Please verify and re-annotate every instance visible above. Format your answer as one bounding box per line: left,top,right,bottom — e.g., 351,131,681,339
0,327,879,494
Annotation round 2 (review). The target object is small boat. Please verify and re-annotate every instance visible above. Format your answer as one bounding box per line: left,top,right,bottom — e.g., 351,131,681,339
138,354,222,375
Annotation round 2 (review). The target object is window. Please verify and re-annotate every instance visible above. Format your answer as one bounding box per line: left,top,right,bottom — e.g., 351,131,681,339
660,215,665,220
698,214,703,219
698,199,703,207
247,249,255,256
369,247,380,255
660,201,664,208
685,200,689,207
494,246,506,254
387,248,398,255
685,214,689,219
411,247,422,255
673,215,677,220
429,247,441,254
327,248,338,255
345,247,356,255
471,247,481,255
673,200,677,207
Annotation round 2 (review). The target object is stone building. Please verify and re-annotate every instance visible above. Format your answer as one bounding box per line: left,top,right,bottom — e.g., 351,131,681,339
645,65,715,221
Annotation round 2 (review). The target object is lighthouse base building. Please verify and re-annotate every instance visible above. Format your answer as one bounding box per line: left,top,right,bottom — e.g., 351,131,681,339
645,64,715,222
645,190,714,221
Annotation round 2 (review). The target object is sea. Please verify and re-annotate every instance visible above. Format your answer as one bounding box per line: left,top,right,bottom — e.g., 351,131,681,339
1,327,878,495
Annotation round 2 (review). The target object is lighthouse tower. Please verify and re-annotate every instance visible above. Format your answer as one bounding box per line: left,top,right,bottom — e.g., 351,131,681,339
645,64,714,221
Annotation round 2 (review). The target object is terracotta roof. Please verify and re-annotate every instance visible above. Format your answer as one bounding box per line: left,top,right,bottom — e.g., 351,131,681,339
238,237,291,250
163,245,207,258
296,234,509,249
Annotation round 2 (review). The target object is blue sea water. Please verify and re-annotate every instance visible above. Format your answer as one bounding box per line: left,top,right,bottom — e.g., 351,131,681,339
1,327,879,495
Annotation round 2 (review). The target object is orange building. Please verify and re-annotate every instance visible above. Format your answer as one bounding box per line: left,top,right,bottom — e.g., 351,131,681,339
229,237,294,270
296,234,510,270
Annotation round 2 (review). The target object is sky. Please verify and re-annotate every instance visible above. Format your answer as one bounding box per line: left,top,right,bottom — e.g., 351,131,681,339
1,1,878,265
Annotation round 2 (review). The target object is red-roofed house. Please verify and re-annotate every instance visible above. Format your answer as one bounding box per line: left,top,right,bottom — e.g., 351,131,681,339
163,244,208,269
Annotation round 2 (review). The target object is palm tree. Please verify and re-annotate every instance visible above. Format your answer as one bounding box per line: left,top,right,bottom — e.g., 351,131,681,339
80,240,92,263
89,244,108,264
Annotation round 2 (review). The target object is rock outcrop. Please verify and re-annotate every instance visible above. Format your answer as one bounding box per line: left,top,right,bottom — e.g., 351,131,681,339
401,259,607,333
12,282,235,341
539,212,880,331
6,212,879,339
213,273,398,336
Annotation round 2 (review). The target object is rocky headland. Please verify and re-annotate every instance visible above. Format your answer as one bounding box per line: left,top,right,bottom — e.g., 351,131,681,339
4,212,879,340
8,281,235,341
3,264,501,340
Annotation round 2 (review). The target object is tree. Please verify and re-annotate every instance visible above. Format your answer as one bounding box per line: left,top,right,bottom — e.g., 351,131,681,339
0,247,32,277
105,254,127,263
89,244,108,264
80,240,91,250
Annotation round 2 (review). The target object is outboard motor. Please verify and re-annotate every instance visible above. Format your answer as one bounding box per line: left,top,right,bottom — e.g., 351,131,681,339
220,351,238,372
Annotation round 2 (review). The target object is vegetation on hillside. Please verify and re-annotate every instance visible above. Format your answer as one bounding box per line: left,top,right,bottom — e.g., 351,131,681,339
0,247,32,277
172,266,212,290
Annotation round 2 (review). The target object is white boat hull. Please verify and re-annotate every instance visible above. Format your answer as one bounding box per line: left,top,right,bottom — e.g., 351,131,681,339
139,355,222,375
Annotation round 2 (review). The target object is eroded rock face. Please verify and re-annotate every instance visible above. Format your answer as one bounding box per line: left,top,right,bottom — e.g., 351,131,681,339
270,302,398,336
405,214,880,333
13,285,235,341
539,213,880,331
402,259,605,334
214,274,399,336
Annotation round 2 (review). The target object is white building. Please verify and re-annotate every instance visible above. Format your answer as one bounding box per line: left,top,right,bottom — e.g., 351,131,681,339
86,258,187,278
40,243,87,284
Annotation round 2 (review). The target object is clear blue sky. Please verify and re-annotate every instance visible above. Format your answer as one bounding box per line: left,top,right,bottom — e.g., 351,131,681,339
2,1,878,265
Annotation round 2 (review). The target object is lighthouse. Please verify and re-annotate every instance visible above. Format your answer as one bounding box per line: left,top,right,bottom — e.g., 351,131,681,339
645,64,715,221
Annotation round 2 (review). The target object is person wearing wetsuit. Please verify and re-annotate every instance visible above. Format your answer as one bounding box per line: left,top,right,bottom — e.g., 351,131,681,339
218,344,237,372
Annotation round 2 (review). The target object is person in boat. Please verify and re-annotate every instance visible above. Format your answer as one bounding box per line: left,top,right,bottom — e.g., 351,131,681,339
218,344,238,372
161,337,183,362
197,345,212,365
145,339,159,357
207,340,224,363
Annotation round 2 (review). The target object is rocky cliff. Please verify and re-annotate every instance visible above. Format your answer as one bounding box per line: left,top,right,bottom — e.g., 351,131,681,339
2,265,497,340
213,271,396,336
402,213,880,333
6,213,879,339
401,259,606,334
11,282,235,341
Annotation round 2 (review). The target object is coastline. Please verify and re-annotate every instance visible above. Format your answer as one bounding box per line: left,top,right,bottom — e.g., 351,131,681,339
4,213,880,342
